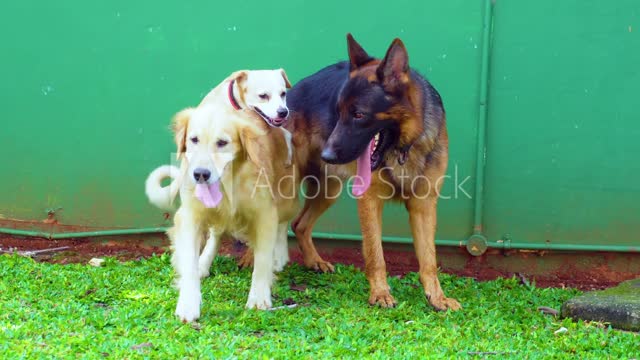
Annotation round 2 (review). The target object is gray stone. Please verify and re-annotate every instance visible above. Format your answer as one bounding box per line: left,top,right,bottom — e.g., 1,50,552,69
561,278,640,332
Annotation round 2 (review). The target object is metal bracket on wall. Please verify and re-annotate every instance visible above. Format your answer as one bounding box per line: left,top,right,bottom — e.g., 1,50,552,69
466,233,488,256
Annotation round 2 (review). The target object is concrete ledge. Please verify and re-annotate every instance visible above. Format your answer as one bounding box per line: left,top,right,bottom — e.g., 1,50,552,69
562,279,640,331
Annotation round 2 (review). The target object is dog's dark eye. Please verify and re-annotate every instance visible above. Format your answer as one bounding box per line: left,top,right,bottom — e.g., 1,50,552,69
354,111,365,119
216,139,229,148
190,136,199,144
280,91,286,98
259,93,269,100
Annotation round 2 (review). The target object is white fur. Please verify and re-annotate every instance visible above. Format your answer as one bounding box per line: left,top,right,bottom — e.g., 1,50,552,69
235,69,289,121
200,69,294,166
145,165,181,211
273,222,289,272
172,207,203,322
280,128,293,167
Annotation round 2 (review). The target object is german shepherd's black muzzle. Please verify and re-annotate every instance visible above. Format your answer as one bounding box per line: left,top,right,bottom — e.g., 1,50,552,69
321,118,388,166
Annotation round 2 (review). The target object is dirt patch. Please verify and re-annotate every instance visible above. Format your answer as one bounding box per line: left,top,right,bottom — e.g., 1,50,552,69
0,235,166,263
1,234,637,291
287,242,633,291
0,234,241,264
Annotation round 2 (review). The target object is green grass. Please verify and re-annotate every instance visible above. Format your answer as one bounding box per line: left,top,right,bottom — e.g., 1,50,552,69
0,254,637,359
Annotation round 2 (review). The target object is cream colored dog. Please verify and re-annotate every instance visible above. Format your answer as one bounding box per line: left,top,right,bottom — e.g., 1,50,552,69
145,70,299,322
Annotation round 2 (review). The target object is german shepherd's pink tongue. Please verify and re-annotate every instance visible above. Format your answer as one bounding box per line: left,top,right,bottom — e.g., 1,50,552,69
195,181,223,208
352,139,374,197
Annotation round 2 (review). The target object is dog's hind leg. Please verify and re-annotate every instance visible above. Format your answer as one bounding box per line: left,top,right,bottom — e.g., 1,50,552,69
237,247,254,269
199,227,219,279
273,222,290,272
246,212,278,310
406,196,461,311
291,178,340,273
171,208,204,322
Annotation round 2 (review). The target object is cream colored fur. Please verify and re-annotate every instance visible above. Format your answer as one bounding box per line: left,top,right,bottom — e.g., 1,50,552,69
144,70,299,322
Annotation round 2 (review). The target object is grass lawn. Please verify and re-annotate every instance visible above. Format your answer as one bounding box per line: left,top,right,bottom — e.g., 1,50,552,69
0,253,637,359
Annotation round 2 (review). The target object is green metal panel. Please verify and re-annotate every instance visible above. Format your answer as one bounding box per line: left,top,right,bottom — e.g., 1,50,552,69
0,0,480,238
485,0,640,249
0,1,638,251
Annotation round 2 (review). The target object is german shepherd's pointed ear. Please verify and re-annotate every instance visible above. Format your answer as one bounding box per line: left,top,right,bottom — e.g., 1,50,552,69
376,38,410,92
279,68,292,89
171,107,194,158
346,33,372,69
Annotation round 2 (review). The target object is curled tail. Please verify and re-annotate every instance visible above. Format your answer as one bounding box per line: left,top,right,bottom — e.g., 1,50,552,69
145,165,181,211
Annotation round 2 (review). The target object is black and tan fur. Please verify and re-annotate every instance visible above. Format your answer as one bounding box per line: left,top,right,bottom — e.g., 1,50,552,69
280,34,460,311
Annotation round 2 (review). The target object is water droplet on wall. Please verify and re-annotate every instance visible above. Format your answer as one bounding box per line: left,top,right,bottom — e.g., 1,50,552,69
41,85,54,95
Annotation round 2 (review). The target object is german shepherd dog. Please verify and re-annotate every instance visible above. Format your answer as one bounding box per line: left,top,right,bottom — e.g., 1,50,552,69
284,34,461,311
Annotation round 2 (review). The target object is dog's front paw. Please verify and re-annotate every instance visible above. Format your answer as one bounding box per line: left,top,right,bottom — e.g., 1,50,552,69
304,257,335,273
368,290,397,308
198,264,211,279
246,296,272,310
175,290,201,322
245,286,272,310
422,276,462,311
427,295,462,312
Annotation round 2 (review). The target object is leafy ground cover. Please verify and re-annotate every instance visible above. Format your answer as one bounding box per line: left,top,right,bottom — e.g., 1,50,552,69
0,254,637,359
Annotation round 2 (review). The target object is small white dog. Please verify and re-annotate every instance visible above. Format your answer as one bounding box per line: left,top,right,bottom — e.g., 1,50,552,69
201,69,294,166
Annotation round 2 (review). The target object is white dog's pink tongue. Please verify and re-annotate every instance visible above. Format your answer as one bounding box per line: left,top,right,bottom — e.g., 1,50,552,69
195,181,222,208
352,139,374,197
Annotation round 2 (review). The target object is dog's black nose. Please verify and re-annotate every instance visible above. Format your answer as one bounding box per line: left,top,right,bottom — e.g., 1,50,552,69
277,107,289,119
193,168,211,182
321,148,338,164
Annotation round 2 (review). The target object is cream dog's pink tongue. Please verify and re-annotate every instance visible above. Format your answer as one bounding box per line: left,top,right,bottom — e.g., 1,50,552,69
352,139,374,197
195,181,222,208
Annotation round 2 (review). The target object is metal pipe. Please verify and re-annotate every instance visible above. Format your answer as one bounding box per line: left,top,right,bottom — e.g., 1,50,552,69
0,227,168,240
0,228,52,238
486,241,638,253
288,230,465,247
50,227,168,239
471,0,494,236
463,0,494,256
298,231,638,253
1,226,636,253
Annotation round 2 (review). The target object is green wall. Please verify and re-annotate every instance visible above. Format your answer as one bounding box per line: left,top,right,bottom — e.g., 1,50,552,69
1,1,638,251
485,1,640,249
